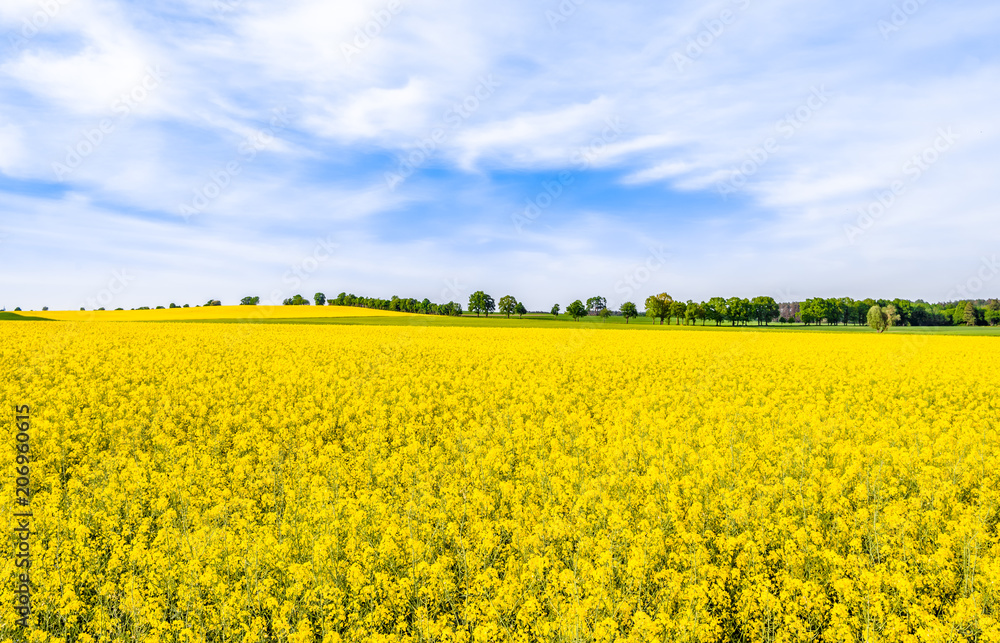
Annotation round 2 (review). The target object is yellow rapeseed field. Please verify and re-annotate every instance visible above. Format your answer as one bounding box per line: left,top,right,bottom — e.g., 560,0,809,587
1,321,998,642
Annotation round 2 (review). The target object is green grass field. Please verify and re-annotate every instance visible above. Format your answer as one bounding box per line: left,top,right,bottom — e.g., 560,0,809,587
0,312,52,321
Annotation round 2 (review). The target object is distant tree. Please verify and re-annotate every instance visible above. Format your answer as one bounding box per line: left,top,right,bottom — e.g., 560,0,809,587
550,303,560,317
963,301,978,326
314,292,326,306
857,299,875,325
986,299,1000,326
867,304,900,333
567,300,587,321
644,293,672,325
950,303,966,326
705,297,726,326
890,299,913,326
468,291,485,317
670,300,687,325
240,296,260,306
823,298,843,326
838,297,855,325
586,296,607,315
468,291,495,317
14,307,21,311
169,303,179,308
155,306,165,309
498,295,517,318
205,299,222,307
800,298,826,325
684,301,698,325
620,301,638,324
42,306,48,311
726,297,751,326
751,296,780,326
515,302,527,319
695,302,707,325
599,307,612,321
283,294,310,305
182,304,190,308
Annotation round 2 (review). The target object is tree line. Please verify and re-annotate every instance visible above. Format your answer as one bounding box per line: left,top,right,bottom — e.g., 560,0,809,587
46,291,998,329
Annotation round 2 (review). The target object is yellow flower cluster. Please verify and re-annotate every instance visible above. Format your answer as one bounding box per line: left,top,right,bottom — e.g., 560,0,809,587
1,322,998,642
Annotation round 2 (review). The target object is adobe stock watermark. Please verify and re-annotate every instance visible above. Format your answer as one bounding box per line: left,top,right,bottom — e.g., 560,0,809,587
341,0,404,62
545,0,587,31
384,75,501,191
946,255,999,301
613,245,672,300
261,235,339,304
878,0,932,40
82,269,135,310
512,116,626,234
179,107,290,220
844,127,958,245
440,277,467,304
213,0,243,17
671,0,752,73
6,0,73,53
51,66,166,181
715,85,831,199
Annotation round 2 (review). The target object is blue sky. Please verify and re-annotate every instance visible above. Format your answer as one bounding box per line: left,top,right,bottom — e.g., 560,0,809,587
1,0,999,311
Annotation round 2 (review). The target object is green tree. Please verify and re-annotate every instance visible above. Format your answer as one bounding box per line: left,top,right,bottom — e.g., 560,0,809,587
468,291,492,317
963,300,977,326
567,300,587,321
644,293,672,325
515,302,527,319
838,297,855,325
802,298,829,325
670,300,687,325
586,296,607,315
240,296,260,306
684,301,698,325
551,304,560,317
751,296,780,326
725,297,744,326
695,302,707,325
705,297,726,326
867,304,900,333
599,307,612,321
824,298,843,326
498,295,517,318
986,299,1000,326
314,292,326,306
620,301,638,324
